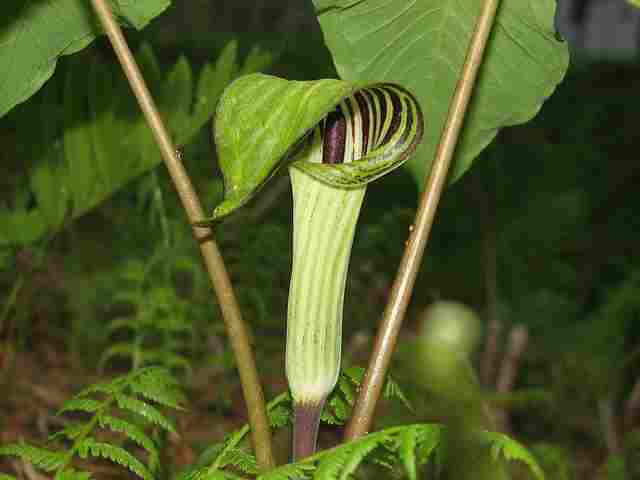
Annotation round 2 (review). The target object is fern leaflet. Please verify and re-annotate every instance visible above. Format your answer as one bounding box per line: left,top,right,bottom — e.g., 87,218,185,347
399,426,419,480
54,469,94,480
480,431,545,480
76,437,152,480
0,367,183,479
0,443,65,471
97,415,159,468
115,393,177,433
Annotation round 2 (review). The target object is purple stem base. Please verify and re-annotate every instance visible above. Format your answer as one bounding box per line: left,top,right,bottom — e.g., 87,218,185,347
293,400,325,461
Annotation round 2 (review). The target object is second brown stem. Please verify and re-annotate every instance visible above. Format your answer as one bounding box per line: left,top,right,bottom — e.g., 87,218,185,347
344,0,503,441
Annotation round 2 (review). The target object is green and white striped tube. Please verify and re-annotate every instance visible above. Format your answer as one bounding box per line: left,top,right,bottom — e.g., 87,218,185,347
286,85,423,459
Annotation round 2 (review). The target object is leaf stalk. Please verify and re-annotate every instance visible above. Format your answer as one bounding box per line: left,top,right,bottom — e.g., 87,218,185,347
88,0,274,470
344,0,503,441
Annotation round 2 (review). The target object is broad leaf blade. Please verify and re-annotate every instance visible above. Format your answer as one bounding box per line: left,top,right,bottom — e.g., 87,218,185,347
63,58,94,213
31,79,69,230
313,0,569,186
88,56,118,205
210,74,355,219
0,0,170,119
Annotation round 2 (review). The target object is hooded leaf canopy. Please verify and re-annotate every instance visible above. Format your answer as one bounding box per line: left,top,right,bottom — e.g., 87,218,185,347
207,74,424,221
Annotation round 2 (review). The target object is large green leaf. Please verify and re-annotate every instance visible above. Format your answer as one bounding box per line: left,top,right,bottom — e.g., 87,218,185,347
210,74,355,219
2,42,273,248
313,0,569,185
0,0,170,119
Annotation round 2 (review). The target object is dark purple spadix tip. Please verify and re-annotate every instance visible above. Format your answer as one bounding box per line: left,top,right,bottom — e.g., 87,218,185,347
322,109,347,165
292,400,325,461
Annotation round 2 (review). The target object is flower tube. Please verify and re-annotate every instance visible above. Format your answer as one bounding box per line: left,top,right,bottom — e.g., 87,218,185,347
286,86,423,459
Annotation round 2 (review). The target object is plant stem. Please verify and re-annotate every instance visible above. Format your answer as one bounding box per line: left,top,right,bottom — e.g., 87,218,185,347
599,396,623,456
344,0,503,441
473,173,502,387
292,402,324,461
89,0,274,470
494,325,529,432
625,376,640,432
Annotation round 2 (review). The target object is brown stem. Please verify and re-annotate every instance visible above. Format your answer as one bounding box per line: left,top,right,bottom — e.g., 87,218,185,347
344,0,503,441
481,318,502,386
293,401,325,461
624,377,640,432
494,325,528,432
496,325,528,393
473,174,502,387
88,0,274,470
599,396,623,457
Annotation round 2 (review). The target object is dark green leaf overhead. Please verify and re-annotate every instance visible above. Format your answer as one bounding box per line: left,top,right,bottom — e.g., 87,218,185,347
313,0,569,186
0,0,171,118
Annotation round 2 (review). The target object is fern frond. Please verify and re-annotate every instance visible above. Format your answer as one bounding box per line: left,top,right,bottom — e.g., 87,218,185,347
128,366,187,410
267,392,293,429
399,426,419,480
414,424,443,467
0,443,66,471
58,397,103,415
480,431,545,480
216,447,258,475
179,467,249,480
54,468,93,480
292,424,445,479
337,375,355,405
98,415,159,466
49,423,86,442
313,446,352,480
383,377,413,412
268,404,291,429
75,378,122,397
337,435,384,480
76,437,152,480
11,368,185,479
258,463,314,480
115,393,177,433
207,429,251,471
51,368,182,478
330,366,412,420
321,394,350,425
181,394,288,478
530,443,572,480
343,366,412,411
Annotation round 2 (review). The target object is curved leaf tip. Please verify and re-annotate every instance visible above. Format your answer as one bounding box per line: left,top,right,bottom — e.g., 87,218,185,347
208,74,354,221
